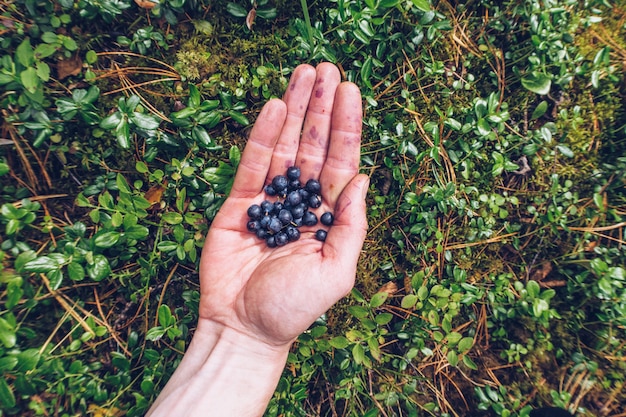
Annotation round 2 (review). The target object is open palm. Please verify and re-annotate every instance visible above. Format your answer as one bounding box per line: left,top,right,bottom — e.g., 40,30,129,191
197,63,369,347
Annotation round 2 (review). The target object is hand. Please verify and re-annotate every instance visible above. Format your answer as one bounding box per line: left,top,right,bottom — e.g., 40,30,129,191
147,62,368,417
198,62,369,347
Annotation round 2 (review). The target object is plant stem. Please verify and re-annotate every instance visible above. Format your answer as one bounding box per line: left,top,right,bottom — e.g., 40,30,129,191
300,0,314,48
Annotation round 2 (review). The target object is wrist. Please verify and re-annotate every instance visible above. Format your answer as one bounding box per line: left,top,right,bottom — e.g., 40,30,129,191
147,318,291,417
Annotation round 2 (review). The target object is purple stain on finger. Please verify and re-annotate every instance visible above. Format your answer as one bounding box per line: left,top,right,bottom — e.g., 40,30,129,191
315,88,324,98
309,126,319,139
290,82,297,91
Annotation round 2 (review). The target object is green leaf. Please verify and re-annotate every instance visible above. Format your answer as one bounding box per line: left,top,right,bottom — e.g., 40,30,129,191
86,50,98,64
35,62,50,81
411,0,431,12
192,126,212,147
162,212,183,225
94,231,121,248
352,343,365,364
521,72,552,95
34,43,58,59
329,336,350,349
401,294,418,309
227,110,249,126
0,318,16,348
555,144,574,158
447,350,459,367
87,254,111,281
124,225,149,240
100,112,123,129
131,112,160,130
531,101,548,120
226,2,248,17
370,291,388,308
458,337,474,353
462,355,478,370
67,261,85,281
116,118,130,149
41,32,59,43
360,56,373,88
16,38,34,67
23,256,60,273
16,349,40,372
0,376,16,409
20,67,39,93
145,326,165,341
374,312,393,325
158,304,173,327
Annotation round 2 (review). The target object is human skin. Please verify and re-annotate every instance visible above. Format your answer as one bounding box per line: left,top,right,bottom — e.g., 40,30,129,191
146,62,369,416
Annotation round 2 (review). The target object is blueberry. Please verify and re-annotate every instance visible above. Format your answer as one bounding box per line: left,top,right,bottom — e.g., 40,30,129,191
261,200,273,214
290,204,305,219
266,235,277,248
286,190,302,206
264,184,277,196
272,201,284,214
320,212,334,226
275,232,288,246
260,215,271,228
288,179,301,191
293,217,303,227
302,211,318,226
272,175,289,192
247,220,260,232
268,217,282,233
256,229,269,239
308,194,322,209
298,188,310,201
247,204,262,220
287,166,301,180
305,179,321,194
315,229,327,241
286,226,300,241
278,209,293,225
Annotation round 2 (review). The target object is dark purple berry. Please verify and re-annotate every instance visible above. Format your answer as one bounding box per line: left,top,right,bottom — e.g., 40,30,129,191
288,179,301,191
264,184,277,196
278,209,293,225
261,200,273,214
290,204,305,219
272,201,284,214
308,194,322,209
247,220,260,232
286,226,300,241
256,229,269,239
275,232,288,246
302,211,318,226
298,188,310,201
260,215,271,228
315,229,327,241
268,217,282,233
286,190,302,206
305,179,321,194
272,175,289,191
293,217,303,227
247,204,262,220
320,212,334,226
266,236,277,248
287,166,301,180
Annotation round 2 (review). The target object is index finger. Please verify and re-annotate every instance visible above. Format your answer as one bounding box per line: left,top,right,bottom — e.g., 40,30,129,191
319,82,363,203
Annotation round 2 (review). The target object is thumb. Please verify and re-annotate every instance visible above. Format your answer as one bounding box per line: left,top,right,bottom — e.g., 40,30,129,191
322,174,369,272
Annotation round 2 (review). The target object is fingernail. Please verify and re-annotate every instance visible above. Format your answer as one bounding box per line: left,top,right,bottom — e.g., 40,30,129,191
361,177,370,199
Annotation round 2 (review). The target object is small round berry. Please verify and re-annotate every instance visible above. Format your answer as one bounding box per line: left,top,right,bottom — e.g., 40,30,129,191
264,184,277,196
286,190,302,206
302,211,318,226
247,204,262,220
272,201,284,214
272,175,289,191
298,188,310,201
278,209,293,225
261,200,273,214
286,226,300,241
320,212,334,226
308,194,322,209
305,179,321,194
293,217,303,227
275,232,289,246
286,166,301,180
288,179,301,191
290,204,305,219
256,229,269,239
247,220,260,232
268,217,282,233
266,236,277,248
315,229,327,241
260,215,271,228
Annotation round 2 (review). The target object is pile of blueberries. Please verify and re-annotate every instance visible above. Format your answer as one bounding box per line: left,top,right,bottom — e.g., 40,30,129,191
246,166,334,248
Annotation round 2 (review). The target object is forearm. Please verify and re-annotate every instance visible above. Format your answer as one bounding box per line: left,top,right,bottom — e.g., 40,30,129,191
146,318,290,417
